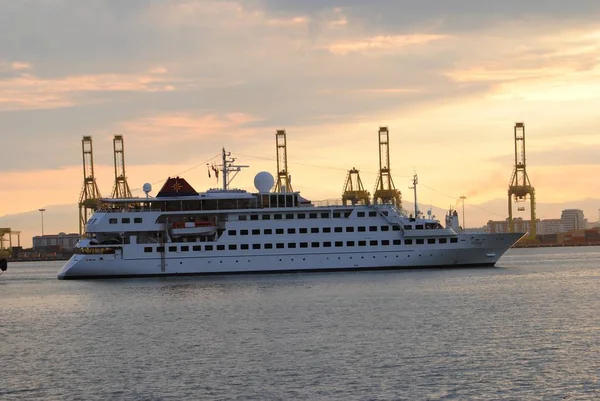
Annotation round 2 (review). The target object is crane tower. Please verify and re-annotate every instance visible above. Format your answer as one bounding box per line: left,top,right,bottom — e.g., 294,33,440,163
111,135,132,199
1,228,21,254
342,168,370,205
373,127,402,207
508,122,536,238
79,136,102,236
274,130,293,192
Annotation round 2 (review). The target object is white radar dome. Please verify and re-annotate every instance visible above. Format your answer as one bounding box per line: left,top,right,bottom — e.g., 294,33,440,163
254,172,274,193
143,183,152,194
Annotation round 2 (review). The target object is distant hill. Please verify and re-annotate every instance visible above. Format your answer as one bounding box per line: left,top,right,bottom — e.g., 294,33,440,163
0,204,78,248
2,198,599,248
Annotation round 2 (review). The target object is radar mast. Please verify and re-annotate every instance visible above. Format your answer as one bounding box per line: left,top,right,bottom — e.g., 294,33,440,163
218,147,248,191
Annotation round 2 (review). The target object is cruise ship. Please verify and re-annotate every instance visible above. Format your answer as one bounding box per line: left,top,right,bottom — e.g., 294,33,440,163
58,148,524,279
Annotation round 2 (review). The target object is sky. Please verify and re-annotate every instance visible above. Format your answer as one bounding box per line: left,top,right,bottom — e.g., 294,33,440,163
2,0,600,238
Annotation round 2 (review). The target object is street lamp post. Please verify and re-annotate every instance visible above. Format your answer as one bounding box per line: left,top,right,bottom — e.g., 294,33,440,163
38,208,46,236
459,196,466,229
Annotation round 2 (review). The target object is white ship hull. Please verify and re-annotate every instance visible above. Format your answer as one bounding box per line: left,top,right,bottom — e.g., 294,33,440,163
58,232,523,279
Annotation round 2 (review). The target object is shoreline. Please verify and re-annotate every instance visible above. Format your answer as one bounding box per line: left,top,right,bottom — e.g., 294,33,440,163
513,242,600,248
6,257,71,263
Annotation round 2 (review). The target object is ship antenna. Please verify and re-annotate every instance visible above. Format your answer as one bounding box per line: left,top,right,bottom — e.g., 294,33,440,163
222,147,227,191
219,147,249,190
409,172,419,219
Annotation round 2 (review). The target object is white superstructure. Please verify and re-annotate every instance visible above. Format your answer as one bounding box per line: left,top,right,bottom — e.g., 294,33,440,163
58,151,524,280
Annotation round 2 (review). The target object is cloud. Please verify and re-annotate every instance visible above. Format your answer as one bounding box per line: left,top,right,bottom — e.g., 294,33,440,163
326,34,448,55
0,61,32,73
2,0,600,218
267,16,308,26
260,0,600,33
0,67,190,111
520,143,600,167
118,112,263,143
443,26,600,102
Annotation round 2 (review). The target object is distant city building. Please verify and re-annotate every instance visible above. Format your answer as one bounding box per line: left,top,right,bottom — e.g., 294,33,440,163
487,219,509,233
462,226,489,234
33,233,80,251
560,209,585,232
486,218,541,234
538,219,564,235
488,210,591,237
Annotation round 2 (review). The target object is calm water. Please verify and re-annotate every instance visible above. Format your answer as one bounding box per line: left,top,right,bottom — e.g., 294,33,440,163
1,247,599,400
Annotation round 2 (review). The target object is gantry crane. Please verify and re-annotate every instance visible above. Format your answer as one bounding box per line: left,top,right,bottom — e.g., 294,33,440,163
111,135,132,198
508,122,536,238
373,127,402,207
78,136,102,235
0,228,20,256
342,168,370,205
274,129,293,193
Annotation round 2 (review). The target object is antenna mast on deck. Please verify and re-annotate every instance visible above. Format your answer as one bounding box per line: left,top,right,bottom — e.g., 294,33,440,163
508,122,536,238
111,135,132,199
409,173,418,218
79,136,102,235
373,127,402,208
342,168,370,205
219,147,248,191
274,129,293,193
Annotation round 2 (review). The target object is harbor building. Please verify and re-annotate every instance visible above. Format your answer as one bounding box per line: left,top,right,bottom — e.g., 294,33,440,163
488,210,590,237
487,218,541,235
538,219,565,235
33,233,80,251
560,209,585,232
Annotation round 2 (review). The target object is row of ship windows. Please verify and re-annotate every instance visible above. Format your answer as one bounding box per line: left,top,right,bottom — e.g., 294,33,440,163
105,211,382,225
144,237,459,253
228,225,398,236
109,217,143,224
103,211,378,224
105,213,434,231
239,210,382,221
